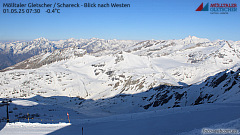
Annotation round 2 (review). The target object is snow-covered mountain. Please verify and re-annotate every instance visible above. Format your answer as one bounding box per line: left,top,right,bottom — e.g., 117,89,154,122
0,36,240,134
0,60,239,123
0,38,138,70
1,36,239,70
0,36,239,102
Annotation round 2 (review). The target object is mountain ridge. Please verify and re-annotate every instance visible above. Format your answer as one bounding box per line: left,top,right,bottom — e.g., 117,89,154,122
0,36,239,127
2,36,239,70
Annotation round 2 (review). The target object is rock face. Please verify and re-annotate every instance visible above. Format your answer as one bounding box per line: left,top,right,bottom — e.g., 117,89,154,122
143,68,240,110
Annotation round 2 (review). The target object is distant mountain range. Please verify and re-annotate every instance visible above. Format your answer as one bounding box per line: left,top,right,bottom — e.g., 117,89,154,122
0,37,138,70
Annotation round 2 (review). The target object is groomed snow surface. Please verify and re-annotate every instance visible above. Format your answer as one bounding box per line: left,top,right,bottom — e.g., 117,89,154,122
0,101,240,135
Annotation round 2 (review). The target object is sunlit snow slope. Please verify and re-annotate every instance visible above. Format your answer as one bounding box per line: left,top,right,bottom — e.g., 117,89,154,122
0,36,239,134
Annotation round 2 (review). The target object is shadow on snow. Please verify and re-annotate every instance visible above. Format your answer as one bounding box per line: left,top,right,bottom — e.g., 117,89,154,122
0,68,239,134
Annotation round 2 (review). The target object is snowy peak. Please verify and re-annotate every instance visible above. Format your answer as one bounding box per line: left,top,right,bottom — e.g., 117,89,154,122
33,37,49,42
181,35,210,44
182,35,210,43
184,35,200,40
66,38,77,42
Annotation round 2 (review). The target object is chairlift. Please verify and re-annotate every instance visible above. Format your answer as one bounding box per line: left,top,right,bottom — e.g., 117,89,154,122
1,98,12,104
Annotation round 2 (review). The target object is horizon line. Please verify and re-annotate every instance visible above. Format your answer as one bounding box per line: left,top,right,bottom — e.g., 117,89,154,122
0,36,239,42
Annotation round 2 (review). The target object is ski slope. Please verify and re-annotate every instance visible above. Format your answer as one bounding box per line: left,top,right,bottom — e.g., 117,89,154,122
0,101,240,135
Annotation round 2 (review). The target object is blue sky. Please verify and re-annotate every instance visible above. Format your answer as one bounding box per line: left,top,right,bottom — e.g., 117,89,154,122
0,0,240,41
